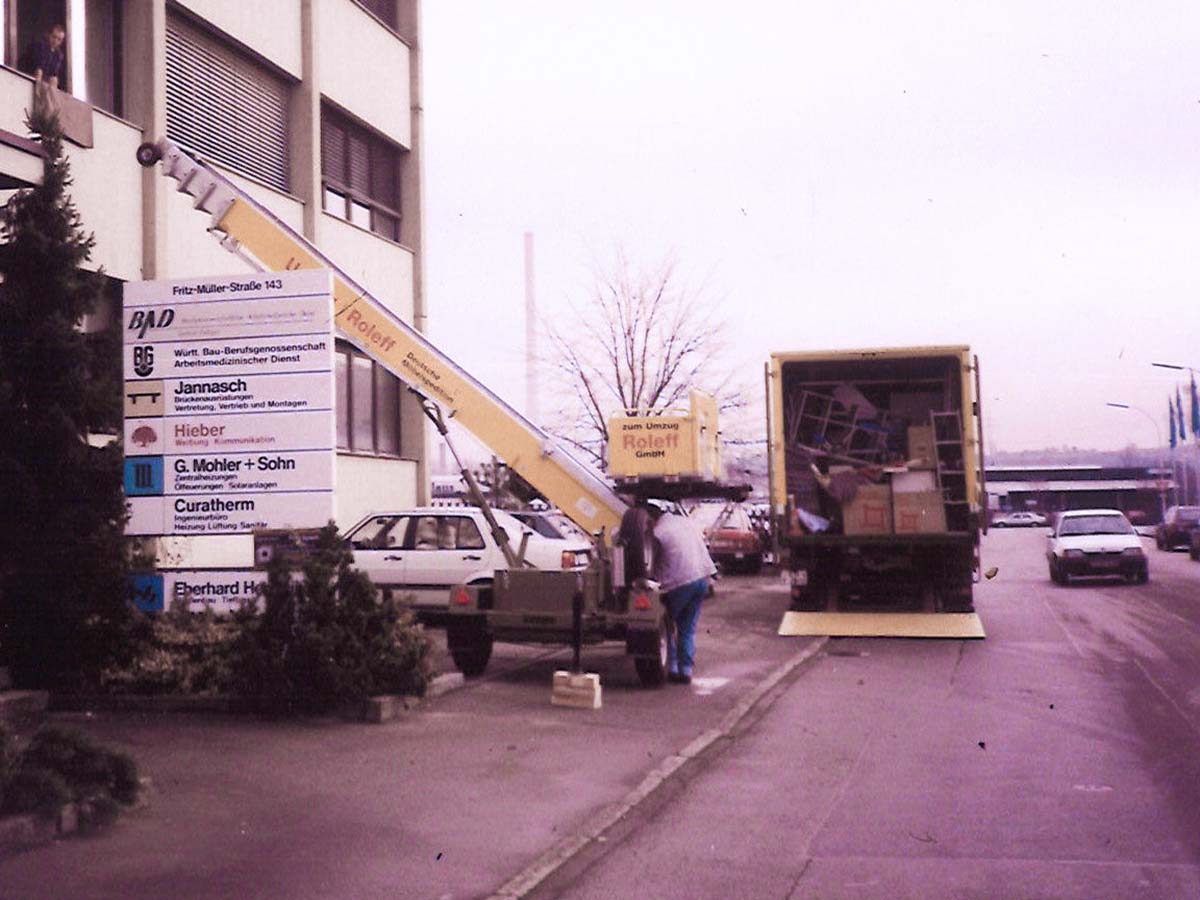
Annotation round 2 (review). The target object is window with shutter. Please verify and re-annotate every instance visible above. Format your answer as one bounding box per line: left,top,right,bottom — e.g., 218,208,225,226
320,104,404,242
166,16,291,192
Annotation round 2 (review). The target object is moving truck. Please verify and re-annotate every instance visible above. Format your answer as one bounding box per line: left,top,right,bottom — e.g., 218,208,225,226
766,346,986,638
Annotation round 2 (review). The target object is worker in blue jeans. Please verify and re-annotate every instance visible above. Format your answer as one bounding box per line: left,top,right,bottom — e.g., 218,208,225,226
648,505,717,684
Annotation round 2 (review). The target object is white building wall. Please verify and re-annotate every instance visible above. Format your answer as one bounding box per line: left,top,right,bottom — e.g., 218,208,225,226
173,0,304,78
318,214,415,320
64,113,144,281
336,455,419,529
317,0,411,146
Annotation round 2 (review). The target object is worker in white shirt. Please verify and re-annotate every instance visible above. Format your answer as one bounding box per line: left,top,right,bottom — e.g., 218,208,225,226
647,504,717,685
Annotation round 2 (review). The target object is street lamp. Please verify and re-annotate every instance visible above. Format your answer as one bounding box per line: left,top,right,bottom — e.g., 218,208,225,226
1105,402,1166,519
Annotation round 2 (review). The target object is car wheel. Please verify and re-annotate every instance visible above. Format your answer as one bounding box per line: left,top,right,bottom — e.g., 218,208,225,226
1156,533,1166,550
634,613,670,688
1048,559,1061,585
1136,566,1149,585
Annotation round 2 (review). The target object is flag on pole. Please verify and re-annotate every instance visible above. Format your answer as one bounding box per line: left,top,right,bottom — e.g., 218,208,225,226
1191,371,1200,440
1170,396,1177,448
1177,386,1187,442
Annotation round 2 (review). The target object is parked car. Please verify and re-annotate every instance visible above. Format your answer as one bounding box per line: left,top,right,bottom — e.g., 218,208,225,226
1154,505,1200,551
688,501,765,574
1047,508,1148,585
992,511,1048,528
345,507,592,619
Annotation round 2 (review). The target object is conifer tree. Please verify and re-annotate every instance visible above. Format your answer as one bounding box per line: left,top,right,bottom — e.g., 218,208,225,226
0,107,128,687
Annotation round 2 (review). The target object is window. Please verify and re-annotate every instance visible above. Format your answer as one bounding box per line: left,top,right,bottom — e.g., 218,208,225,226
335,342,402,455
166,15,291,191
353,0,398,31
321,105,402,241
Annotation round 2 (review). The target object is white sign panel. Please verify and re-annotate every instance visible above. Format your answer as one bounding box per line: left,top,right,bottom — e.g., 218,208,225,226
125,410,334,455
169,571,266,614
124,271,336,536
166,450,334,494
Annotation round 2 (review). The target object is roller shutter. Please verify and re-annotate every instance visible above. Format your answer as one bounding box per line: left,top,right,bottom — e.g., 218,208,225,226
165,17,291,192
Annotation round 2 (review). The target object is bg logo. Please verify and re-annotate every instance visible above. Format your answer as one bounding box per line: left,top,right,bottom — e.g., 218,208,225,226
128,308,175,339
133,345,155,377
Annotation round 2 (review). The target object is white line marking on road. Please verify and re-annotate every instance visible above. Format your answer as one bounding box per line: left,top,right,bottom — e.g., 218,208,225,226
1041,596,1086,659
1134,656,1200,739
690,676,730,696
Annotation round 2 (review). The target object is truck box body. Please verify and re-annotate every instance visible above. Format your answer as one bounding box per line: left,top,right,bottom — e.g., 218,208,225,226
766,346,985,624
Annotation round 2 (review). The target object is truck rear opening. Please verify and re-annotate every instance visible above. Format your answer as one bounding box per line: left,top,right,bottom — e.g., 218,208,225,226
766,347,985,639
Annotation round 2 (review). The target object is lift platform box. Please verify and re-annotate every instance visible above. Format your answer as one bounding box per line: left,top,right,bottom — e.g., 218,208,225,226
607,391,723,480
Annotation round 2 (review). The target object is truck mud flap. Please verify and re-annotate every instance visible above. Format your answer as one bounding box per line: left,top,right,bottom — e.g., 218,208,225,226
778,611,984,639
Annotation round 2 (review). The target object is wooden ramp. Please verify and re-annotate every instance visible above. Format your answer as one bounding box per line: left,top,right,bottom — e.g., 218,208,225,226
779,611,985,639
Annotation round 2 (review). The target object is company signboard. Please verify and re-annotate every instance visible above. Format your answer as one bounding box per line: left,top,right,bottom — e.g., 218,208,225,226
128,570,267,614
123,271,335,535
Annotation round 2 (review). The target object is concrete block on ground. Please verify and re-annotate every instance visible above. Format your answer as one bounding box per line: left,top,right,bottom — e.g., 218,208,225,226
551,671,602,710
57,803,79,836
363,695,412,724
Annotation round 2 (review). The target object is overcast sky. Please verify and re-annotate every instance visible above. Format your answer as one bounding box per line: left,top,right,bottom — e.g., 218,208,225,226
420,1,1200,454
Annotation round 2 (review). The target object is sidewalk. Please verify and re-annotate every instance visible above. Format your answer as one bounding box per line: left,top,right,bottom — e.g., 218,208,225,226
0,576,821,899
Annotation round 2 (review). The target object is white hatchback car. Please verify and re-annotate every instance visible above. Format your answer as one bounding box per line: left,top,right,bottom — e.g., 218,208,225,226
346,507,592,618
1047,509,1148,585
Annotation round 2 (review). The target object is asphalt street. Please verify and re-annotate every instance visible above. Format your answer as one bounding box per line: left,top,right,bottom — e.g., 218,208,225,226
532,529,1200,900
2,530,1198,899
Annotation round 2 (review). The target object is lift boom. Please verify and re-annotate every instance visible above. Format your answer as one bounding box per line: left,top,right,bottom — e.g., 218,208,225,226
138,138,626,537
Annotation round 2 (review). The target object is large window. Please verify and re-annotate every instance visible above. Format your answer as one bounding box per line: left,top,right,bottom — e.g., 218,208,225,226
335,342,403,455
321,105,402,242
166,15,291,192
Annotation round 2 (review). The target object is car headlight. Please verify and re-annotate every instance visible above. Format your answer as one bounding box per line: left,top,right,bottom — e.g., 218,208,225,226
1121,547,1145,557
1064,549,1084,559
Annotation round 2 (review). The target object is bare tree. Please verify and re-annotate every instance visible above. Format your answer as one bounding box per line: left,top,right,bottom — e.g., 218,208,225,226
543,249,741,468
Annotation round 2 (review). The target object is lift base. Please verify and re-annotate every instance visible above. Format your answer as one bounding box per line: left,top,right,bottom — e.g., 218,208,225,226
779,611,985,639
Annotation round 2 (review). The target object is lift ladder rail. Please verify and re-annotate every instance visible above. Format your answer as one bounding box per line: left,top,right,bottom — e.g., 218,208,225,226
141,138,626,537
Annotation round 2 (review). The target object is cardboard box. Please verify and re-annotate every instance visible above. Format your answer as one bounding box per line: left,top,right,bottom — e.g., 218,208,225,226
906,426,935,469
892,470,938,493
893,490,947,534
843,484,893,535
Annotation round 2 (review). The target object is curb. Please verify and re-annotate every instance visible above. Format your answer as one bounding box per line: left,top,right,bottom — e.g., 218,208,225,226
487,636,830,899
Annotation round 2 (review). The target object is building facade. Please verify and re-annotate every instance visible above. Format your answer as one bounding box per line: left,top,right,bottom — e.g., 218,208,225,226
0,0,428,532
986,465,1172,526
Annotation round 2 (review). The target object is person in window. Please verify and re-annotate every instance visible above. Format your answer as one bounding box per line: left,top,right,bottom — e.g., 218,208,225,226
21,24,67,90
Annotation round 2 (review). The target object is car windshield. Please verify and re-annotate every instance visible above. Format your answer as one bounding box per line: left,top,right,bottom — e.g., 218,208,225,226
1058,514,1135,537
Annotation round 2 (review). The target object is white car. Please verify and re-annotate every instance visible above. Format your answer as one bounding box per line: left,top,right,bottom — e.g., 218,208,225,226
1047,508,1148,585
992,511,1048,528
346,507,592,617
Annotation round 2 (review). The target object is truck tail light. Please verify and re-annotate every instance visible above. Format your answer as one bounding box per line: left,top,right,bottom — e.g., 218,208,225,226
453,587,471,606
633,592,652,611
